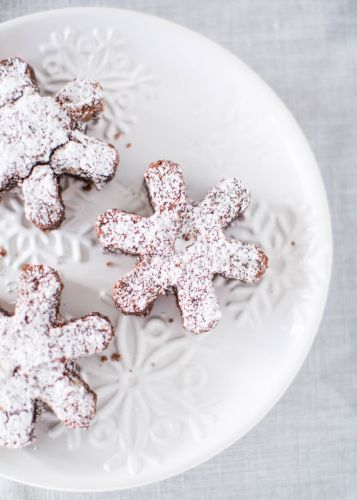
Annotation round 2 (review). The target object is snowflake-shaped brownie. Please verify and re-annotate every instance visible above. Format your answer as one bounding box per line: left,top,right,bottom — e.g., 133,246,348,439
96,160,269,333
0,57,119,230
0,265,114,448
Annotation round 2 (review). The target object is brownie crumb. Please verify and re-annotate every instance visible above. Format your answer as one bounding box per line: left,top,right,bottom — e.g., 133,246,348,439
168,318,174,323
111,352,121,362
100,355,108,362
126,142,132,149
114,131,121,140
82,183,93,192
106,261,114,267
0,247,7,257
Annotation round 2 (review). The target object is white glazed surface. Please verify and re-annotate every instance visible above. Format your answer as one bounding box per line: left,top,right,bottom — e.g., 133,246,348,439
0,8,332,492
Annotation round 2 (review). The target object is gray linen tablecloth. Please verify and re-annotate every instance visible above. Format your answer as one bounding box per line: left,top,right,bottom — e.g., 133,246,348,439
0,0,355,498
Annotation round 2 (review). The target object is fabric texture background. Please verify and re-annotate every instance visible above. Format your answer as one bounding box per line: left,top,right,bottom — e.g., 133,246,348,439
0,0,355,498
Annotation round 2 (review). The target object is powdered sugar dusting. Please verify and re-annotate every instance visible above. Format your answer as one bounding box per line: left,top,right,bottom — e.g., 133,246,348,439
96,160,269,334
0,57,119,230
0,265,114,448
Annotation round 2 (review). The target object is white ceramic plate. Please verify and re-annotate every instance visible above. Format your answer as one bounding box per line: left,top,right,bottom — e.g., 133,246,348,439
0,7,332,492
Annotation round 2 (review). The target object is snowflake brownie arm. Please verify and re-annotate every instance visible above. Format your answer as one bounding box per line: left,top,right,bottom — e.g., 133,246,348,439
50,130,119,189
197,177,251,228
49,313,114,360
0,57,38,108
55,79,103,123
22,164,65,231
176,271,221,333
222,240,269,283
40,372,96,429
113,256,171,315
16,264,62,324
144,160,187,212
96,210,149,255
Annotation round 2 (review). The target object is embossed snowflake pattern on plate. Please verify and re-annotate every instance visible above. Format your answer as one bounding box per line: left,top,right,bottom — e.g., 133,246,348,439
217,201,325,328
37,28,155,139
45,314,217,475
